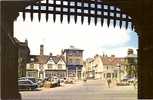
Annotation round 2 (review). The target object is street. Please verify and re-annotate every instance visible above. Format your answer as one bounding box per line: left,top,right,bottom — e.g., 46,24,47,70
20,80,137,100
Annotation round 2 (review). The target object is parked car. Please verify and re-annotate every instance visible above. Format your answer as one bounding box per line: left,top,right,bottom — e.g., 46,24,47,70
51,77,60,87
116,78,130,86
18,77,37,83
37,78,46,87
18,80,38,90
59,79,65,86
128,77,137,84
64,78,73,84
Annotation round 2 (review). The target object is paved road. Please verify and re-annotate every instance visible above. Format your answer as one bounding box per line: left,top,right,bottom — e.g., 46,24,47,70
20,80,137,100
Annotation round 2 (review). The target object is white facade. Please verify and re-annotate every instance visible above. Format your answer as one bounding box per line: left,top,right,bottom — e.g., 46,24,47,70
85,55,126,80
26,56,66,79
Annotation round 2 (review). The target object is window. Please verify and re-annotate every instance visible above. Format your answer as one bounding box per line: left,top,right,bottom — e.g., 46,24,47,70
107,66,108,70
76,59,80,65
69,59,72,64
58,64,62,69
30,64,34,69
48,64,52,69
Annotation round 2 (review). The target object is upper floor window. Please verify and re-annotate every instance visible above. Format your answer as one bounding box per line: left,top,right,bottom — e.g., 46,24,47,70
30,64,34,69
58,64,62,69
48,64,53,69
76,59,80,64
69,59,73,64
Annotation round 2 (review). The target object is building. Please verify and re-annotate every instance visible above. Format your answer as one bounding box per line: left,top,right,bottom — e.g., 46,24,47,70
125,49,137,78
84,54,126,81
63,46,83,80
101,55,126,81
85,58,95,79
43,54,66,79
15,38,30,78
26,45,66,79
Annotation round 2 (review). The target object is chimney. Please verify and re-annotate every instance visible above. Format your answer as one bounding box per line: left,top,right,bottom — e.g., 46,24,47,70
111,55,115,58
128,49,133,55
25,39,28,45
40,44,44,56
49,52,52,56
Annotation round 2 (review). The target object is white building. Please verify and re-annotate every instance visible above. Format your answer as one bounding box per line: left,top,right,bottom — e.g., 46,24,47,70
85,54,126,80
26,45,66,79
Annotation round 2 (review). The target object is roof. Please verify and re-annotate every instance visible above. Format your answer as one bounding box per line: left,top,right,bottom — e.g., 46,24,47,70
100,56,125,66
64,45,83,51
28,55,65,64
86,58,94,63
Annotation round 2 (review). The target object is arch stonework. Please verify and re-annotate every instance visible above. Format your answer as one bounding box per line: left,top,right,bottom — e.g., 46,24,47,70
1,0,153,99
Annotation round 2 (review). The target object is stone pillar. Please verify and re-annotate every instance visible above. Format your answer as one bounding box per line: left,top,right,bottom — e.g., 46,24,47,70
137,28,153,99
0,2,21,100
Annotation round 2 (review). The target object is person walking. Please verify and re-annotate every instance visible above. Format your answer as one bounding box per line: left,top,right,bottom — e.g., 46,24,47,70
107,78,112,88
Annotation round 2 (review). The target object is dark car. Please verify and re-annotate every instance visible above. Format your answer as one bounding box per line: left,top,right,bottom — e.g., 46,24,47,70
18,80,38,90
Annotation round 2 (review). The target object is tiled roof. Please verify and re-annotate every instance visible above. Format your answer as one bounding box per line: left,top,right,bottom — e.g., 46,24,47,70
100,56,125,66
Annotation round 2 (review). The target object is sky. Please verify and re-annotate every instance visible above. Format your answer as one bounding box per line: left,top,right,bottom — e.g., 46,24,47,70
14,12,138,59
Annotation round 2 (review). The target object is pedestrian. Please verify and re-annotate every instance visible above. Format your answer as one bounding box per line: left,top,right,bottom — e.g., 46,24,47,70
83,78,87,82
133,80,137,89
107,78,111,88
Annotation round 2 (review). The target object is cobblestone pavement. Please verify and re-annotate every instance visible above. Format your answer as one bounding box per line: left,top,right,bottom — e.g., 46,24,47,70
20,80,137,100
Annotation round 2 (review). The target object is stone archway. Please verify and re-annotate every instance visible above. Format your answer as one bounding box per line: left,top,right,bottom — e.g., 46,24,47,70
1,0,153,99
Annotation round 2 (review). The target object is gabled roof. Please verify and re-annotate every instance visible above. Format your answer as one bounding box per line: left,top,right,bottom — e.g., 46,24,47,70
47,55,66,64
